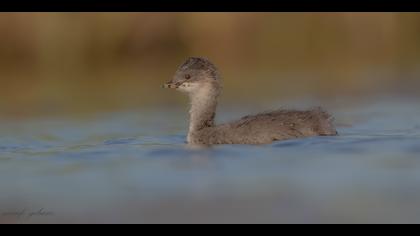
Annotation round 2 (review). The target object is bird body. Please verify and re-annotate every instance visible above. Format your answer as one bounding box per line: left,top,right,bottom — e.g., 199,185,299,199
190,108,337,145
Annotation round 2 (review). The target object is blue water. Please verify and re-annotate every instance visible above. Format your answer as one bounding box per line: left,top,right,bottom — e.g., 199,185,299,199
1,98,420,223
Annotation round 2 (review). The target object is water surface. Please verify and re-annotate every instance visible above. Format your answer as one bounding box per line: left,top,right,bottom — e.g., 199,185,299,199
1,98,420,223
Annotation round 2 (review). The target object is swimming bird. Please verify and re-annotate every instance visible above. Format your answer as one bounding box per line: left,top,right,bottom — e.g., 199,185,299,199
163,57,338,145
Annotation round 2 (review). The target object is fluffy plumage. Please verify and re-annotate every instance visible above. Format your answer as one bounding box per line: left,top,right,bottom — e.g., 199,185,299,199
189,108,337,145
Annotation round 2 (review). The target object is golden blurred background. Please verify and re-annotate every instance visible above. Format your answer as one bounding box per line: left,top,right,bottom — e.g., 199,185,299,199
1,13,420,117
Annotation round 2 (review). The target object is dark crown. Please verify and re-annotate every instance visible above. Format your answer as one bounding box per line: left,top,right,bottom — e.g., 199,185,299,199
179,57,219,78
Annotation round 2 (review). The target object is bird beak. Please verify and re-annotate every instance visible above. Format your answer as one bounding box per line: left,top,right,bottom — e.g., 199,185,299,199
162,80,180,89
162,81,175,88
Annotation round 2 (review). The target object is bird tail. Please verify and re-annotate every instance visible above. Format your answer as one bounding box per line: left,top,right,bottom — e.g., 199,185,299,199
313,107,338,136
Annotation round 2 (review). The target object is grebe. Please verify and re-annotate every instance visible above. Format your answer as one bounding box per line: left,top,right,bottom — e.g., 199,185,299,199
163,57,337,145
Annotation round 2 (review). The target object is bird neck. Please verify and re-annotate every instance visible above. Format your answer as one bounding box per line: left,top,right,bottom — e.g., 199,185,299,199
188,81,220,141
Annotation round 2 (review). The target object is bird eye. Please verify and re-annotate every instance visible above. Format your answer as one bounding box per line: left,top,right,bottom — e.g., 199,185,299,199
185,74,191,80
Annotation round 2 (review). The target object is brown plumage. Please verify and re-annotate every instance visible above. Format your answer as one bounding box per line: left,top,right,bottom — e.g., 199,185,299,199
191,108,337,145
163,57,338,145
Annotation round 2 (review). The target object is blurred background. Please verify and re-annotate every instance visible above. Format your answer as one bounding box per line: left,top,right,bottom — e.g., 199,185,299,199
1,12,420,117
2,13,420,224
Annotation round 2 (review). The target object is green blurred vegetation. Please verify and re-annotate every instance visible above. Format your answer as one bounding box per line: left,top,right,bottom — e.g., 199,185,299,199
1,13,420,117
